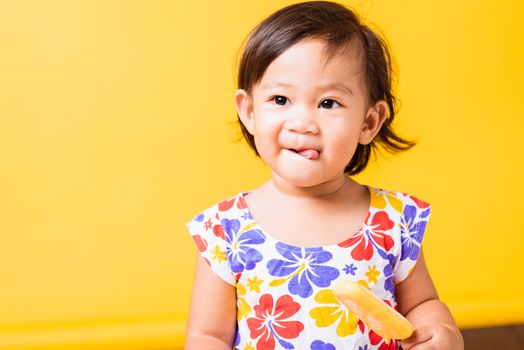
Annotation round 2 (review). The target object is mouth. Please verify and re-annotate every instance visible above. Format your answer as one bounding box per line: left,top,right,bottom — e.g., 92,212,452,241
288,148,320,160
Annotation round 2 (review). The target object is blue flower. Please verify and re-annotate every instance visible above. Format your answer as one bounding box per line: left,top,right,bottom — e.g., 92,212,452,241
222,218,265,273
383,253,396,295
400,204,430,261
267,243,340,298
234,330,240,350
343,263,357,275
311,340,336,350
358,345,369,350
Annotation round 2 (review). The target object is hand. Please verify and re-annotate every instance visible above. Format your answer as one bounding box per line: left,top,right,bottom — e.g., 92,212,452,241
401,324,464,350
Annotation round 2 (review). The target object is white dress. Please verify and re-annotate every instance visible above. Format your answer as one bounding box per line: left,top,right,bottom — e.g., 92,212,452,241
187,186,431,350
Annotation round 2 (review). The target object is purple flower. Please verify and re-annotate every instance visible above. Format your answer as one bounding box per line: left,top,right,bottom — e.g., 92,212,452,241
311,340,336,350
241,212,252,220
222,218,265,273
400,204,430,261
234,330,240,350
343,263,357,275
267,243,340,298
383,253,395,295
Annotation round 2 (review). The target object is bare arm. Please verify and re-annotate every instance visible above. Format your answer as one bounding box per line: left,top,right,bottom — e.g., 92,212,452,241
184,255,237,350
395,251,464,349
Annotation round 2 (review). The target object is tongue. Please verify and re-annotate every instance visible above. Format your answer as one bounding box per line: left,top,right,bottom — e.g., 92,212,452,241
297,149,319,160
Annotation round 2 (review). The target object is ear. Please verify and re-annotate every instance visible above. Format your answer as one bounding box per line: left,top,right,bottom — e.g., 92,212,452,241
359,100,389,145
234,89,254,135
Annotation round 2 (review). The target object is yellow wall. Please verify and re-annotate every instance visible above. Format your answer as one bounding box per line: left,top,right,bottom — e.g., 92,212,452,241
1,0,523,348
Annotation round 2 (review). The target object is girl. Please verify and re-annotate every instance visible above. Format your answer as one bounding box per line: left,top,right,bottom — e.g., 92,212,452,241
185,1,463,349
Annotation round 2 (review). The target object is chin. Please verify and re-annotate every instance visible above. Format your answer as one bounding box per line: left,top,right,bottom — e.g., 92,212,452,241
277,170,328,188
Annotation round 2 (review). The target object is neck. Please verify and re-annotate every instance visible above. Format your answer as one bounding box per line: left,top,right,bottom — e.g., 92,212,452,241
267,173,352,200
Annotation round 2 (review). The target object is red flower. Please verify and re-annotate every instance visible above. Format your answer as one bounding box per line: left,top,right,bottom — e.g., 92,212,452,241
192,234,207,252
369,329,398,350
338,211,394,260
218,198,235,211
237,196,247,209
247,294,304,350
212,224,225,239
403,192,430,209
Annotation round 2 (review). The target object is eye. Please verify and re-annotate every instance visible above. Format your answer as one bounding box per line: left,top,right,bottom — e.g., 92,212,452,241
271,95,288,106
320,99,341,109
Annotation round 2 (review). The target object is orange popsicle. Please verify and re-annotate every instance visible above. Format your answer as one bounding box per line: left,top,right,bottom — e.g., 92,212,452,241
333,281,413,343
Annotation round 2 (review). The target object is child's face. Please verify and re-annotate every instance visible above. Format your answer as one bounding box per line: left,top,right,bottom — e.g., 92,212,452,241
235,38,387,188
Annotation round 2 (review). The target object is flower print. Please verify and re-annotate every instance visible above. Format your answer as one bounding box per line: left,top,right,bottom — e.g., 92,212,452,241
338,211,395,261
244,342,255,350
219,197,236,211
222,219,265,273
194,213,205,222
242,212,253,220
247,276,264,293
358,346,369,350
211,244,227,263
237,195,248,209
369,329,398,350
191,234,207,253
235,330,241,350
310,340,336,350
237,282,252,321
371,188,403,212
400,203,430,262
309,289,359,337
343,263,357,275
382,254,396,295
365,265,380,284
247,294,304,350
267,243,340,298
407,194,430,210
213,223,225,239
204,218,212,230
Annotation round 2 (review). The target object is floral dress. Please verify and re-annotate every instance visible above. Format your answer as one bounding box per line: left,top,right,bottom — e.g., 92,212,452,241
186,186,431,350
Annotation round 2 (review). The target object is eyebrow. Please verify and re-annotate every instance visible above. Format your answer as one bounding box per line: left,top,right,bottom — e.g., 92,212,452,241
261,81,353,96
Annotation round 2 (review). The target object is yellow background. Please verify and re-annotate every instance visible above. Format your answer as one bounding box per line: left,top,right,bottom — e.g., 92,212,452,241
1,0,523,348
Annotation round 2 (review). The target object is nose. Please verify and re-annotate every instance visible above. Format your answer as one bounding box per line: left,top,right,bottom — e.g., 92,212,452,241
283,109,320,134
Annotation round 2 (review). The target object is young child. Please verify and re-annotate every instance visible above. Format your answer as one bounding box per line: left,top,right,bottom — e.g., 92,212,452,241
185,1,463,349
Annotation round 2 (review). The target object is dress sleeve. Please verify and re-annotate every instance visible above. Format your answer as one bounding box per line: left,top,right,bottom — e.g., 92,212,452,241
186,207,236,286
393,194,432,284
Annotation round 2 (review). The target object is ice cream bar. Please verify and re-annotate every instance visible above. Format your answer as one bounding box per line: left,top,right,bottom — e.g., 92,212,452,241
333,280,413,342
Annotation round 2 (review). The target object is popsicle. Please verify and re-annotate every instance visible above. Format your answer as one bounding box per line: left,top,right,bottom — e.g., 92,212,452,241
333,280,413,343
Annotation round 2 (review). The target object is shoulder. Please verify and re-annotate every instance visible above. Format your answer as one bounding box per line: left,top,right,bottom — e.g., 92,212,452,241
185,192,251,286
367,185,431,215
186,191,252,245
187,192,248,224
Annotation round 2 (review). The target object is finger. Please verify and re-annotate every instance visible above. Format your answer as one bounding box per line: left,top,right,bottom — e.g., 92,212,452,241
401,327,434,349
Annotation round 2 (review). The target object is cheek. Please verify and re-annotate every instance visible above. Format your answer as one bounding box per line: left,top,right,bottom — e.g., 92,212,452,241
324,128,361,161
252,118,281,155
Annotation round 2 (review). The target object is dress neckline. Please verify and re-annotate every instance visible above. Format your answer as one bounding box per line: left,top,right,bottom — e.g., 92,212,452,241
237,185,374,250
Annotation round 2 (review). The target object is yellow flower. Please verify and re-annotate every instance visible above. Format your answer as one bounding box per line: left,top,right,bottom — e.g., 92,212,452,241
247,276,263,293
237,282,247,296
366,265,380,284
370,188,403,212
309,289,358,337
243,342,255,350
211,244,227,263
236,282,251,321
